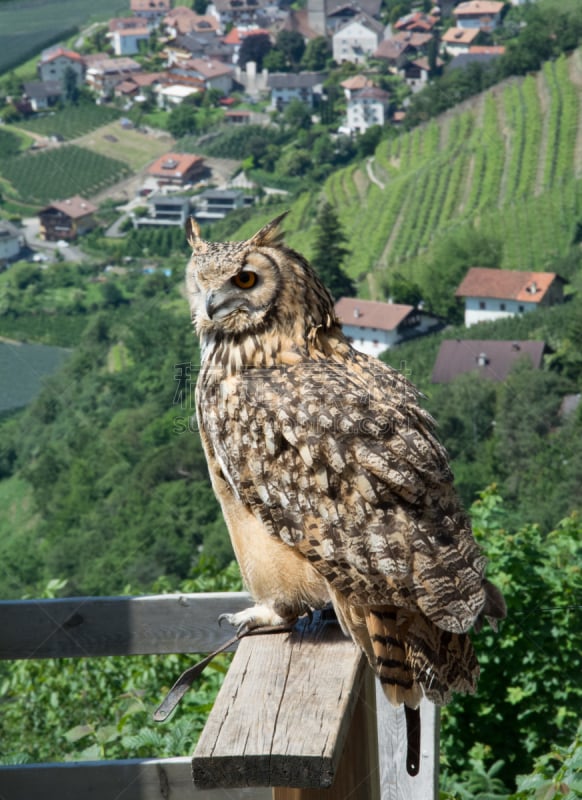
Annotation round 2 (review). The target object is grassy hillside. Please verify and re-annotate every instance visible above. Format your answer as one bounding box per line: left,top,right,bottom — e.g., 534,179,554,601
269,50,582,302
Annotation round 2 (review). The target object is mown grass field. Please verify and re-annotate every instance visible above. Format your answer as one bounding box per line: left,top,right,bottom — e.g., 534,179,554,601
270,49,582,297
0,0,126,74
75,121,176,171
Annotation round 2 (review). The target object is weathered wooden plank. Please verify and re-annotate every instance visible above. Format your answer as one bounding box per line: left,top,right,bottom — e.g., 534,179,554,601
375,688,440,800
0,592,251,659
0,757,271,800
192,612,379,794
273,669,380,800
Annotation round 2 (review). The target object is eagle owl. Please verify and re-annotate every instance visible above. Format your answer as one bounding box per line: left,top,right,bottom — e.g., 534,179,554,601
185,214,505,721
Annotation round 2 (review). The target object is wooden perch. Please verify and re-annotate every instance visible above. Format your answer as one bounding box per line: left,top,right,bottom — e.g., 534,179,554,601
192,611,380,798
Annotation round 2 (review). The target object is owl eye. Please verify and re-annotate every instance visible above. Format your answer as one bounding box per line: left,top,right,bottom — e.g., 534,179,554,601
232,270,257,290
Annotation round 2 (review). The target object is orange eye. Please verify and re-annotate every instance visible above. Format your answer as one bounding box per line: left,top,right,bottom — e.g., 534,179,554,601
232,271,257,290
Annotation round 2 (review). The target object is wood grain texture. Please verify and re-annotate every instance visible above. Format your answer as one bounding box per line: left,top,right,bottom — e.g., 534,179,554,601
0,758,271,800
192,612,378,791
0,592,252,659
273,668,380,800
374,688,440,800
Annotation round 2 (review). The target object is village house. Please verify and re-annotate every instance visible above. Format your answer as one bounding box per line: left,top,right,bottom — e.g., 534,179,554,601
85,56,142,98
393,11,438,34
453,0,505,32
267,72,325,110
455,267,566,327
401,55,443,92
193,189,247,221
135,194,192,228
335,297,442,357
340,74,374,99
169,58,234,92
343,86,390,134
441,27,480,57
373,38,417,71
164,7,221,37
332,13,386,65
109,23,151,57
22,80,62,111
38,196,98,242
113,71,163,100
0,221,23,266
147,152,208,189
130,0,171,22
322,0,382,34
37,47,85,88
208,0,272,28
431,340,548,383
157,83,201,108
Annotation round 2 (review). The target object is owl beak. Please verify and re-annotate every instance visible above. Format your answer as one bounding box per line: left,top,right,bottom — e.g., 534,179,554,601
205,291,218,319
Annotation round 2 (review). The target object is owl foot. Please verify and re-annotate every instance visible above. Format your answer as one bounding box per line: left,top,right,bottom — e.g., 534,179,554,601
218,604,296,636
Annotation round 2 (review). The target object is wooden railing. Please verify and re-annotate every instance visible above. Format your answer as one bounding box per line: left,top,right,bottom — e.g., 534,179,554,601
0,592,438,799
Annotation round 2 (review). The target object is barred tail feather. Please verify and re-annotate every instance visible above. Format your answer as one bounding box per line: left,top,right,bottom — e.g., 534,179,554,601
364,605,479,707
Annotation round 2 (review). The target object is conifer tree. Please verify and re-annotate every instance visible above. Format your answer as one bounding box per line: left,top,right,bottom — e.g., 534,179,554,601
311,202,355,299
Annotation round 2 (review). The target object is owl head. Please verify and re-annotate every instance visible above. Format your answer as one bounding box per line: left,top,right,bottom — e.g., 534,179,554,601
185,213,337,341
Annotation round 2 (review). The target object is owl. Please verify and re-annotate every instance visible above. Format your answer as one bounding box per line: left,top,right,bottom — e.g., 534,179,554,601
185,213,506,725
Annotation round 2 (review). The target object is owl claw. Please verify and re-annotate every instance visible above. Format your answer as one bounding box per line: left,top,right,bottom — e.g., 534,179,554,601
217,604,292,634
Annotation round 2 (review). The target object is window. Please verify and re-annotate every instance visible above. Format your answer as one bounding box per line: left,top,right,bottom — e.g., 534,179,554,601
518,305,525,312
500,302,506,311
479,301,486,310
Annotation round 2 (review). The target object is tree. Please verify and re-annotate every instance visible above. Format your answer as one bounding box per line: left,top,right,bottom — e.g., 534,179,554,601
311,202,355,299
167,103,198,137
276,30,305,70
238,33,272,70
301,37,331,71
63,67,79,104
283,98,312,130
356,124,383,157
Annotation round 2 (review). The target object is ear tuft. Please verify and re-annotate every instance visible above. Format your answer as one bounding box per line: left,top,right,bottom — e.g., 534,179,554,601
185,217,203,249
248,211,289,248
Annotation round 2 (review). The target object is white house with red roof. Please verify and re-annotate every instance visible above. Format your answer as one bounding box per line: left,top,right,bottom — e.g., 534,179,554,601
455,267,566,327
335,297,442,357
147,152,208,188
38,47,85,87
441,27,480,56
453,1,505,31
170,58,234,92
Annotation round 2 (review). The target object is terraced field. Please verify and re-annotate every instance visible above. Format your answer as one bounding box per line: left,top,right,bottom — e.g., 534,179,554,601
282,50,582,294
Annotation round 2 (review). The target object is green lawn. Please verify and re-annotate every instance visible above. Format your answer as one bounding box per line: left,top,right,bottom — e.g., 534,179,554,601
75,120,176,171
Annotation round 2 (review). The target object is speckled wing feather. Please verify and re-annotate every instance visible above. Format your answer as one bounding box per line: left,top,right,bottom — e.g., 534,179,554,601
201,348,492,637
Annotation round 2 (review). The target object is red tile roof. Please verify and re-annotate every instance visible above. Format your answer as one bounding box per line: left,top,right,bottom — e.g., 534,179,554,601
147,152,205,178
455,267,561,303
335,297,415,332
453,0,504,16
41,47,84,63
431,340,547,383
442,27,480,45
